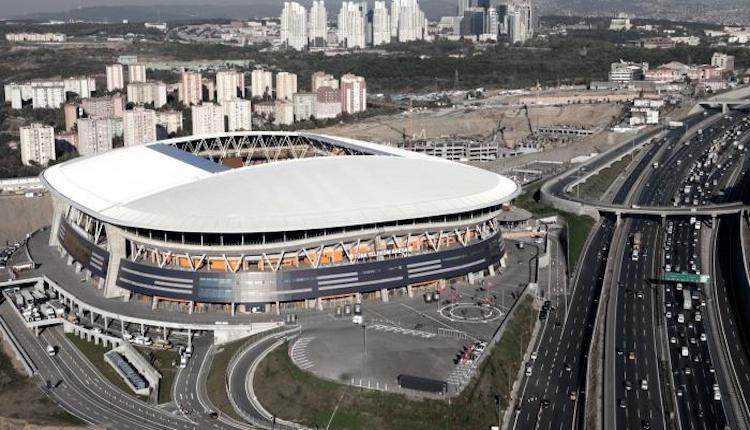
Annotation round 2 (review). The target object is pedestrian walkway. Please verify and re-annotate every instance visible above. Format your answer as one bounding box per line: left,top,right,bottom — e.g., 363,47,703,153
446,361,475,387
290,337,315,370
368,323,436,339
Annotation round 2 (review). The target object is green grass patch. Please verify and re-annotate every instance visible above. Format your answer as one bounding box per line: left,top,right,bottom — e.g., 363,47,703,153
206,338,246,422
65,334,149,402
206,327,288,422
512,181,595,271
254,297,536,430
571,150,641,201
135,347,180,404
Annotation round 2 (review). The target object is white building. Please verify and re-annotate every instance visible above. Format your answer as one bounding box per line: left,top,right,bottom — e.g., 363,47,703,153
77,117,113,156
19,123,55,166
216,70,246,103
63,77,96,99
274,101,295,126
32,85,65,109
340,73,367,114
308,0,328,47
311,71,339,92
280,2,308,51
372,1,391,46
395,0,426,43
127,82,167,108
223,99,253,132
6,32,66,43
128,64,147,83
179,71,203,106
106,64,124,92
338,1,366,49
251,69,274,99
316,87,343,119
390,0,400,38
123,108,157,147
276,72,298,101
6,85,23,109
155,111,183,138
191,104,226,135
293,93,317,122
711,52,735,71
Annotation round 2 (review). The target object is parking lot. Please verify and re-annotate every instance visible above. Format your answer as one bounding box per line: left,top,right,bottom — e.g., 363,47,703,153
292,243,536,395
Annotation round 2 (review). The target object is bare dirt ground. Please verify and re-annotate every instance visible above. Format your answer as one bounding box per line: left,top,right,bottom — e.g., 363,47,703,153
312,103,624,147
0,195,52,245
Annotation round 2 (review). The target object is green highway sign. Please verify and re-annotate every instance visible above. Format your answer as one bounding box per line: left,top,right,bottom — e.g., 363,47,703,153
662,272,710,283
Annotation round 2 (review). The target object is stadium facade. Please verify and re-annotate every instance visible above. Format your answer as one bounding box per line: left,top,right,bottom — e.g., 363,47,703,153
42,132,519,312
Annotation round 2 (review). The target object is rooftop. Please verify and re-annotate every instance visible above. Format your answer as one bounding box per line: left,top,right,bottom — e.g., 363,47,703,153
42,132,520,234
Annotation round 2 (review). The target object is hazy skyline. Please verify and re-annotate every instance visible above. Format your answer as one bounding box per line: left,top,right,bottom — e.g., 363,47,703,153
1,0,319,18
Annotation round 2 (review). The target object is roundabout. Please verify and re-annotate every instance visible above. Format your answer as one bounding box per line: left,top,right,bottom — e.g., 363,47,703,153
439,302,504,323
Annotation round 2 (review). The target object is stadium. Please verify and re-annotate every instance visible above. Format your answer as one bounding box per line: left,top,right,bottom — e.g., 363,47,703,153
41,132,520,313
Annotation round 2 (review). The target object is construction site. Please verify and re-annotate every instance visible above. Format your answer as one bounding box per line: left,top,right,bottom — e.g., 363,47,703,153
313,91,628,165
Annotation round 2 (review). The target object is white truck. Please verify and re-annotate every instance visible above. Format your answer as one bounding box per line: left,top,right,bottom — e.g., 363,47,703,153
631,232,642,261
668,121,684,129
683,290,692,311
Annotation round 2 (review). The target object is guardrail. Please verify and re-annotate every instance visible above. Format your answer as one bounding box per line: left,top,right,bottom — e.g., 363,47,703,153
0,309,36,377
224,326,303,430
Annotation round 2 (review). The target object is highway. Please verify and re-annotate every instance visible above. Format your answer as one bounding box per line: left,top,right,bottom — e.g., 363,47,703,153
607,111,750,429
0,300,196,430
512,217,613,430
228,330,300,430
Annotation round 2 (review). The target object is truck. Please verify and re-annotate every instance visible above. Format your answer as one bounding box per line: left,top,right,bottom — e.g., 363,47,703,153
631,233,642,261
683,290,692,311
668,121,685,129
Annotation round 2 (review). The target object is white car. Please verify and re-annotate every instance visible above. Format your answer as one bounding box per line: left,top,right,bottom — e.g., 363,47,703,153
700,333,707,342
134,336,153,346
530,351,538,360
640,379,648,391
123,333,134,342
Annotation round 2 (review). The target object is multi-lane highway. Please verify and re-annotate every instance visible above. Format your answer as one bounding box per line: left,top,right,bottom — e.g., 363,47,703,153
606,110,750,430
512,217,613,430
0,300,197,430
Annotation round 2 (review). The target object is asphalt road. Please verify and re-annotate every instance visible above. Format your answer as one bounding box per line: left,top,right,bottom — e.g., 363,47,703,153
0,300,196,430
512,217,613,430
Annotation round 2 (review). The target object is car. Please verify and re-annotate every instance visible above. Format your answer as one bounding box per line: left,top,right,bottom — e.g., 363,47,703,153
564,363,572,372
541,399,550,408
689,337,697,345
530,351,538,360
92,328,102,334
616,348,624,356
676,386,684,397
619,399,626,409
692,355,700,363
670,336,677,344
568,390,577,400
628,351,636,361
666,311,673,319
624,380,633,391
123,333,134,342
46,345,56,356
700,333,707,342
525,367,532,376
640,379,648,391
684,368,692,375
642,419,651,429
714,391,722,401
636,292,644,299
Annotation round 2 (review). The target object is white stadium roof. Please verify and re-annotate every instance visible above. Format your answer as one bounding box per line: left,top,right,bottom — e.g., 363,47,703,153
42,133,520,234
